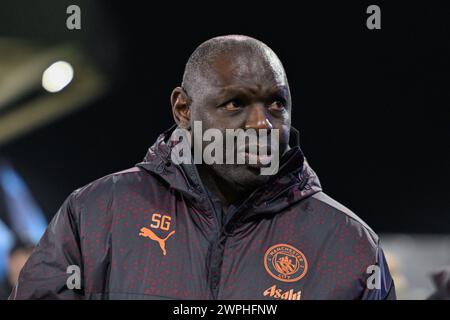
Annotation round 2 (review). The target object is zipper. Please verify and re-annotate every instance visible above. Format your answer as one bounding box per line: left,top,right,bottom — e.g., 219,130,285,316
187,163,225,299
182,151,306,298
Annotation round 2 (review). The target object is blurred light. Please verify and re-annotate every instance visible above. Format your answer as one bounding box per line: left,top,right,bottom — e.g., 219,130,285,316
0,162,47,244
41,61,74,93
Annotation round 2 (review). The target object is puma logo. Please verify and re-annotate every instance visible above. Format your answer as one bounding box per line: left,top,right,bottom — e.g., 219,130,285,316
139,227,175,256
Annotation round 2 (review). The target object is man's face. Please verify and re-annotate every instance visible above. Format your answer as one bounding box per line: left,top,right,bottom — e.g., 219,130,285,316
188,49,292,190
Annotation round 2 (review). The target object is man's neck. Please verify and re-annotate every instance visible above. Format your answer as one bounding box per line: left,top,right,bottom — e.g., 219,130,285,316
196,165,250,213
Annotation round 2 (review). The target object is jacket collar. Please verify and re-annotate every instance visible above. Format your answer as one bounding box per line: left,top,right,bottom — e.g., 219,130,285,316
136,125,322,217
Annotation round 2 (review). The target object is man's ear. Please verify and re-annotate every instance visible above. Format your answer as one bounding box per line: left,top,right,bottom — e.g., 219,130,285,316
171,87,191,129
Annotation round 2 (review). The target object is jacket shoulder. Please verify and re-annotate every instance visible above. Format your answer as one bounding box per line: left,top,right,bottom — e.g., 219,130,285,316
309,191,379,246
71,167,146,197
66,166,154,216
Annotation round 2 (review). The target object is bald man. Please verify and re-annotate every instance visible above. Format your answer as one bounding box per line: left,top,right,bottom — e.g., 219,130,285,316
10,35,395,300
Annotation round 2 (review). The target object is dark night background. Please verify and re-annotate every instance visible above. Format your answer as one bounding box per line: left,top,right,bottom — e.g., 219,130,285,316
0,1,448,234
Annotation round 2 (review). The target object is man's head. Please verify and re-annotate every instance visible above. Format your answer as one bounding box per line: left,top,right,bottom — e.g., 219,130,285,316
171,35,292,192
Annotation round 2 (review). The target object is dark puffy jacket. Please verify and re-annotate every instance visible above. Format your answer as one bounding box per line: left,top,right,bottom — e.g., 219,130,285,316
9,126,395,300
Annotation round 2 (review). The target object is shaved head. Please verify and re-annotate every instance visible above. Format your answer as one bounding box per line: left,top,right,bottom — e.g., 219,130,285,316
181,35,288,101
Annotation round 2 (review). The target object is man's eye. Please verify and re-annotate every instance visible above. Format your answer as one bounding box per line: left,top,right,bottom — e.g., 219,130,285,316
222,100,243,111
269,100,286,111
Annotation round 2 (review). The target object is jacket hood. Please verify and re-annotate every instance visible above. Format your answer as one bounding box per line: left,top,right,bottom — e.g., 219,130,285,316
136,125,322,219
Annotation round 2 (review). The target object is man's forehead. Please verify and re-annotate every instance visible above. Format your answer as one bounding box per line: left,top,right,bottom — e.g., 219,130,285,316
206,50,287,89
215,84,290,98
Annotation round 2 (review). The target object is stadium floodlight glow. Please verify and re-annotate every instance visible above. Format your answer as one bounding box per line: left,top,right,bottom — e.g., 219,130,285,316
42,61,74,93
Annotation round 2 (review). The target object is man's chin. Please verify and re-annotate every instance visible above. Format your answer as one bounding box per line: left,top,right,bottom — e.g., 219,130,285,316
207,163,272,192
229,166,272,189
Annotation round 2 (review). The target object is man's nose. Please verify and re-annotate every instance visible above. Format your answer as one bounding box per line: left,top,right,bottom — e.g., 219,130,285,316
244,104,273,130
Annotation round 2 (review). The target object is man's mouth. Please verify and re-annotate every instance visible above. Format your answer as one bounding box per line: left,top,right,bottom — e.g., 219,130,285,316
236,144,273,167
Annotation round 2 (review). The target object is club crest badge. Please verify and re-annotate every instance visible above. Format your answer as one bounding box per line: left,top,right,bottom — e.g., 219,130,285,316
264,244,308,282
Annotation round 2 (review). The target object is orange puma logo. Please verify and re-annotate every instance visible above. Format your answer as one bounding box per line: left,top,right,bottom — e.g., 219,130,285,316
139,227,175,256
